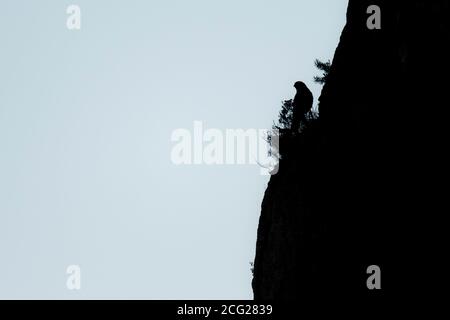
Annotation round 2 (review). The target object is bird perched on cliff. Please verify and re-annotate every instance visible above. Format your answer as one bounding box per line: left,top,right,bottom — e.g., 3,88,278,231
292,81,313,133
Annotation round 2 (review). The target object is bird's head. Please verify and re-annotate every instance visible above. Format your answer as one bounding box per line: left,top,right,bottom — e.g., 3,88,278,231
294,81,306,91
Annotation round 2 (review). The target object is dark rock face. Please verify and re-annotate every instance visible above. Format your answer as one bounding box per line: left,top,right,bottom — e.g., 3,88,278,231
252,0,449,300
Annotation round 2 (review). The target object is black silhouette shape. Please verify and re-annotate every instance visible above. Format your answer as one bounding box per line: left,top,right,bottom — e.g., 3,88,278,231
253,0,449,302
291,81,313,133
313,59,331,85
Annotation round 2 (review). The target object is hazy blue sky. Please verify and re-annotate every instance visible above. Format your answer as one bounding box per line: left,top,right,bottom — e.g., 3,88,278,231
0,0,347,299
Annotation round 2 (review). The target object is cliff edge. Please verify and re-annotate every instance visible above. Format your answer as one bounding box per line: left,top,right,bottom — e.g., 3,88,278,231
252,0,449,300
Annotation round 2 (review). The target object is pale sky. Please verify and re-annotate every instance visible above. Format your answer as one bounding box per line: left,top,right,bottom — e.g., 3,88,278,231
0,0,347,299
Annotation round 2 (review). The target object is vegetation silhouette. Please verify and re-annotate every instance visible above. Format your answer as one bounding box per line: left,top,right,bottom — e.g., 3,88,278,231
313,59,331,85
269,59,327,163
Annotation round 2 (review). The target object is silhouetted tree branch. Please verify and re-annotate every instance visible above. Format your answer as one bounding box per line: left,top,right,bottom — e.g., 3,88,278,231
313,59,331,85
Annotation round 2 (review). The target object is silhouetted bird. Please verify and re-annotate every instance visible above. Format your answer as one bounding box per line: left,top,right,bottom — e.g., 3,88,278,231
292,81,313,133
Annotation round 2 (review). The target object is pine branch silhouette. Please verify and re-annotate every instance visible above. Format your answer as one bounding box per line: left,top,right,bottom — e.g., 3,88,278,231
313,59,331,85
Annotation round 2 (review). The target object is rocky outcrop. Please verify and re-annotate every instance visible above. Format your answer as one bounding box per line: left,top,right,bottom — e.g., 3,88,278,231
253,0,449,300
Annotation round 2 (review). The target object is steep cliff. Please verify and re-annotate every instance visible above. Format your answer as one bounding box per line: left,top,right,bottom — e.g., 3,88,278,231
252,0,449,300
